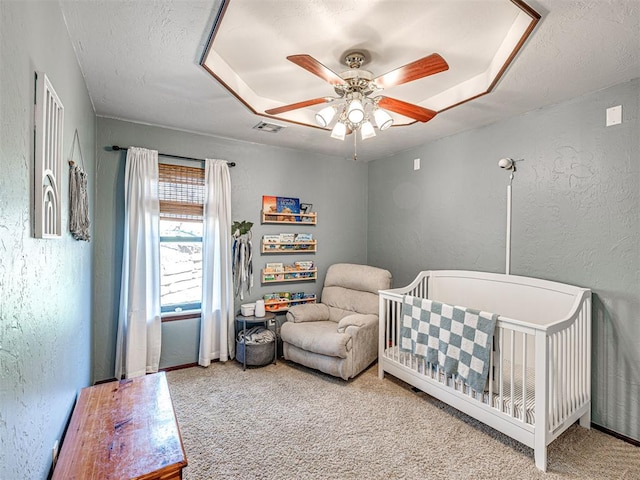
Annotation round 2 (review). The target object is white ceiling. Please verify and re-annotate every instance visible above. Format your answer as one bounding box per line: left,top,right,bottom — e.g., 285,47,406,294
202,1,538,129
60,0,640,162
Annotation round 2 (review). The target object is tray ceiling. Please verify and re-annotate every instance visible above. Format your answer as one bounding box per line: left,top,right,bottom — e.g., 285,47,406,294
202,0,539,129
59,0,640,161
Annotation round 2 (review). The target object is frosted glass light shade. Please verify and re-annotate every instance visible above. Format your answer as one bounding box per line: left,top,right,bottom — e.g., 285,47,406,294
374,108,394,130
347,99,365,124
360,121,376,140
331,121,346,140
315,106,336,127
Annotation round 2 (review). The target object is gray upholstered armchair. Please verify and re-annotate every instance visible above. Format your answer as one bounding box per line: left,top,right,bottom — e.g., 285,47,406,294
280,263,392,380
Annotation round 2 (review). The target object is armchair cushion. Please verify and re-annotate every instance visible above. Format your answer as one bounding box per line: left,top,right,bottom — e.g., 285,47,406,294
286,303,330,323
280,321,351,358
336,313,378,333
323,287,379,321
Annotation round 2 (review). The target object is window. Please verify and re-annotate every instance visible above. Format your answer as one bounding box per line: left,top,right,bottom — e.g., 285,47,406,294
158,164,205,317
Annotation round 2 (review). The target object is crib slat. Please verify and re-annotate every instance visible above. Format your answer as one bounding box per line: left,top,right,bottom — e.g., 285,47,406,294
522,333,527,423
551,333,556,429
499,329,504,414
570,322,577,414
488,335,494,404
562,329,567,422
510,330,515,417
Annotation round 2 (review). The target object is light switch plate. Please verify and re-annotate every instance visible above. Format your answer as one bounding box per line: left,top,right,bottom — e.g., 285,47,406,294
413,158,420,170
606,105,622,126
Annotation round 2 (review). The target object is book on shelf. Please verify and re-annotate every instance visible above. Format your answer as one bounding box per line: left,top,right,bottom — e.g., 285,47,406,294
264,262,284,273
278,233,295,243
262,195,300,222
294,261,314,271
294,233,313,242
264,292,291,302
262,234,280,250
263,234,280,243
263,291,315,310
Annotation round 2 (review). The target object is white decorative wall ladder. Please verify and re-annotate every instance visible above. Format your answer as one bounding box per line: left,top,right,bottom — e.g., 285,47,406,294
34,72,64,238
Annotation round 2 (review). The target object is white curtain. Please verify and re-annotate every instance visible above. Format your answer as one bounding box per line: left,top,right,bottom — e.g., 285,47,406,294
199,159,233,366
114,147,161,379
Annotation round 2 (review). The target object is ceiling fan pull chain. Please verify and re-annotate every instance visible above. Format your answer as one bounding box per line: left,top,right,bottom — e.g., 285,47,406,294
353,131,357,161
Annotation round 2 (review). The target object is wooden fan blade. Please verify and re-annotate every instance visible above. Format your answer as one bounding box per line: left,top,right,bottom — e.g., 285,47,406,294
265,97,328,115
287,54,347,86
373,53,449,89
378,97,437,123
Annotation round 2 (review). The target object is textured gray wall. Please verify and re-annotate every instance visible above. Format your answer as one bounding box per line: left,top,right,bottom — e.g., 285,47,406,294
0,2,96,478
368,79,640,441
94,117,369,380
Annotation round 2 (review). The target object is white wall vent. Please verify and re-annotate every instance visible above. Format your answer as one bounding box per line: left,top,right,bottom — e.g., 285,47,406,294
34,72,64,238
253,121,285,133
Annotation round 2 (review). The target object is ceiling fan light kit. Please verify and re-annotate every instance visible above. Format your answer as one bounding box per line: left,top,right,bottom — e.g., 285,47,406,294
360,121,376,140
201,0,542,157
315,106,336,128
346,96,365,124
265,51,450,152
330,121,347,141
373,108,393,131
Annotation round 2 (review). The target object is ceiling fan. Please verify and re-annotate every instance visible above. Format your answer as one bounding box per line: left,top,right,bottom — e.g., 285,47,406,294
265,51,449,140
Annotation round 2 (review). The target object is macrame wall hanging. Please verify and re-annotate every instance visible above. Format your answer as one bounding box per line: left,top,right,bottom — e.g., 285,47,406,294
68,129,91,241
232,220,253,300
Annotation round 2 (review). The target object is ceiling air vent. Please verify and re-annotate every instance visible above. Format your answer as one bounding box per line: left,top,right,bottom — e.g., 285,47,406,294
253,121,285,133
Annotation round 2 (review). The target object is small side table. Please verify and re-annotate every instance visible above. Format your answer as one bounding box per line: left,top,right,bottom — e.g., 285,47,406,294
235,312,277,371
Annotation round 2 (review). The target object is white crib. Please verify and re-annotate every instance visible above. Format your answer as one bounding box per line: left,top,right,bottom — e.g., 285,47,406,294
378,270,591,472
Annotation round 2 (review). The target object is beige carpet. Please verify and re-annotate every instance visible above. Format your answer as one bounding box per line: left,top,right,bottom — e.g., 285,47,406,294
166,361,640,480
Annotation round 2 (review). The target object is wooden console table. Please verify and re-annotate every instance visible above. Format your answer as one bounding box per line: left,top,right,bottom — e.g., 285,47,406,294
52,372,187,480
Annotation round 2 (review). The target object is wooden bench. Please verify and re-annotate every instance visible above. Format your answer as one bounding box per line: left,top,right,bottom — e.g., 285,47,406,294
53,372,187,480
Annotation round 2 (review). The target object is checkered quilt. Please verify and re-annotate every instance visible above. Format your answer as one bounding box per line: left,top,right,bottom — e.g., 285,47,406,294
399,295,498,393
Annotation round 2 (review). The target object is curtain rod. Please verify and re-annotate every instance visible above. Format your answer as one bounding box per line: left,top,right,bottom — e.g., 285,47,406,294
110,145,236,167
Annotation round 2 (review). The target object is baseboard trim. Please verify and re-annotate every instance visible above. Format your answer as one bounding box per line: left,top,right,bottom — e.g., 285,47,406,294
93,362,204,384
160,362,202,372
94,377,118,385
592,423,640,448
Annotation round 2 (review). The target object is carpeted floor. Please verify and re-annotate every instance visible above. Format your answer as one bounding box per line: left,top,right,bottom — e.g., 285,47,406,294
166,361,640,480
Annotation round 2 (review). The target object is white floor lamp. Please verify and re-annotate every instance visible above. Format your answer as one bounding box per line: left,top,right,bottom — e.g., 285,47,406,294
498,158,522,275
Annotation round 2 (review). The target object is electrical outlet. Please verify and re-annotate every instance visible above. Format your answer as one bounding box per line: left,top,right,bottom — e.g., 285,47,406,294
52,440,59,467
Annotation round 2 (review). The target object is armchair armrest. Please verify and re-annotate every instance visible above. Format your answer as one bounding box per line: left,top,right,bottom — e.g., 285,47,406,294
337,314,378,333
286,303,330,323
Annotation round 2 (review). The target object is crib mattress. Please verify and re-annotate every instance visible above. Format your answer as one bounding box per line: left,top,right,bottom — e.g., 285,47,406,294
384,347,536,425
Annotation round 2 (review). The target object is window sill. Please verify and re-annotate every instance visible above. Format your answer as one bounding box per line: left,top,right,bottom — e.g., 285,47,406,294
161,311,201,322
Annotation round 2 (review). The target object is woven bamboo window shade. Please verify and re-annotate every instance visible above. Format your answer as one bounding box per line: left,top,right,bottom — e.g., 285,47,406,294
158,163,205,222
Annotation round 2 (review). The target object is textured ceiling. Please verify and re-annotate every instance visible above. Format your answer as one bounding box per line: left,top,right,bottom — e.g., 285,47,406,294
201,0,538,129
59,0,640,162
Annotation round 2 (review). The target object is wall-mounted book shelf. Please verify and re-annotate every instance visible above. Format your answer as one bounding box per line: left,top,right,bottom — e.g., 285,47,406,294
265,295,317,313
260,198,317,285
261,240,317,254
261,268,317,284
261,211,317,225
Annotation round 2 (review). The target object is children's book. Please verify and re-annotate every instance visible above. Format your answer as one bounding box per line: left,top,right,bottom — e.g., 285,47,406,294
264,262,284,273
279,233,295,243
262,195,300,221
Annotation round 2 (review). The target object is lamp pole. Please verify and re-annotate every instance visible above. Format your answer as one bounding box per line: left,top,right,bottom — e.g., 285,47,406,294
498,158,521,275
505,171,514,275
